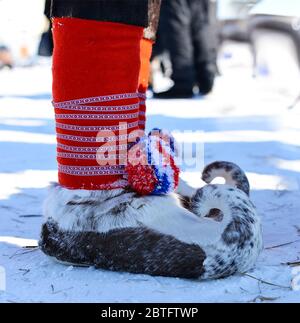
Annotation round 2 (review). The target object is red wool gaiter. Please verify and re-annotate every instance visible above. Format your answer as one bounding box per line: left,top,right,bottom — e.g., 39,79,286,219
52,18,144,190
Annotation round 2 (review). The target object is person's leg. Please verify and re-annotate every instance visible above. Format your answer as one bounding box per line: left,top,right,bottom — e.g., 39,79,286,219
154,0,195,98
38,0,53,57
40,1,262,278
40,0,205,276
189,0,217,95
40,0,147,255
52,21,143,190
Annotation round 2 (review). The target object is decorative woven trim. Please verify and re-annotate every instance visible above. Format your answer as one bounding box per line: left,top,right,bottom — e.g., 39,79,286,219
88,179,129,190
138,93,147,100
55,180,129,191
57,152,127,160
57,143,129,153
56,133,138,143
55,112,139,120
53,93,139,109
54,103,139,112
56,121,139,132
58,164,126,176
54,92,144,180
57,133,98,143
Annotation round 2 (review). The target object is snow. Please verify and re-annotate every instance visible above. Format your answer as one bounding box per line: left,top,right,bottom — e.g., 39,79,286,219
1,45,300,303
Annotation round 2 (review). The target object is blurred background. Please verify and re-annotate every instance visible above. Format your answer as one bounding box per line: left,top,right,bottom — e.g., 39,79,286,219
1,0,300,103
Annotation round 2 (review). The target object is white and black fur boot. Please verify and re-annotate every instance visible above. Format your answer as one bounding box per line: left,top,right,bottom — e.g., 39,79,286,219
40,161,263,279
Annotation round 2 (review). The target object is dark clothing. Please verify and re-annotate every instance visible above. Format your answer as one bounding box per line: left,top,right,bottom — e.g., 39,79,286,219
42,0,153,56
38,0,53,56
50,0,161,40
159,0,217,93
44,0,52,19
38,28,53,56
50,0,149,27
44,1,161,56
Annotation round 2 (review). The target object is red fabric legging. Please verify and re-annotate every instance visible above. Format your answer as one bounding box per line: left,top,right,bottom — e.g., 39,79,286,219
138,38,153,130
52,18,144,190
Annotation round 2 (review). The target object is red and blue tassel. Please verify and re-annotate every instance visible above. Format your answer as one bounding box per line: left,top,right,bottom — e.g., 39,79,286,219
126,129,180,196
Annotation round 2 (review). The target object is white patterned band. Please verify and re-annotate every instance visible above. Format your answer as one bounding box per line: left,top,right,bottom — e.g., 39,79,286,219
138,93,147,100
93,179,129,190
53,93,139,108
56,121,139,132
58,164,126,176
54,103,139,112
57,152,127,160
56,132,138,143
57,143,129,153
55,93,145,178
55,112,139,120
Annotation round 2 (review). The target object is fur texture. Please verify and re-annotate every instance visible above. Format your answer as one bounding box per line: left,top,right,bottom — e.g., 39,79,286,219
40,161,263,280
41,221,206,278
202,161,250,196
190,184,262,278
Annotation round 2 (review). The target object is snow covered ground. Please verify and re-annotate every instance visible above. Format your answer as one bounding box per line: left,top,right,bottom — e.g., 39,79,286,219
0,46,300,303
